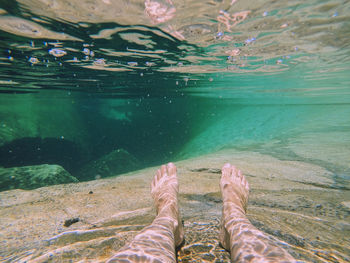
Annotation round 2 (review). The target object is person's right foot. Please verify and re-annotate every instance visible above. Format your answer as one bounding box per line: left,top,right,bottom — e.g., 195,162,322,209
219,164,296,262
219,163,249,250
220,163,249,212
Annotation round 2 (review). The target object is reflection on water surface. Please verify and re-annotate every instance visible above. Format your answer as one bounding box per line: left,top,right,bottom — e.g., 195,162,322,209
0,0,349,95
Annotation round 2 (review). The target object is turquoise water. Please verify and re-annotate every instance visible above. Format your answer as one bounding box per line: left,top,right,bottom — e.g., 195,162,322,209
0,0,349,183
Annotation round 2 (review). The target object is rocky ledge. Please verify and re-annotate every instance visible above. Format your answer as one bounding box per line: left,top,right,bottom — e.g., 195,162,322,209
0,164,78,191
0,149,349,262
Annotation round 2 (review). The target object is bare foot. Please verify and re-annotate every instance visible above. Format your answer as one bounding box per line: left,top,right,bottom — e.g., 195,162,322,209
151,163,184,247
219,164,296,262
219,163,249,250
220,163,249,211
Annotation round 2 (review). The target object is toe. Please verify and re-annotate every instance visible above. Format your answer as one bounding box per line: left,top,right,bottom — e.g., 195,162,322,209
245,178,250,191
161,164,167,176
222,163,232,177
230,165,238,178
167,162,177,176
238,170,243,181
157,169,162,181
223,163,231,169
152,169,161,189
237,170,249,191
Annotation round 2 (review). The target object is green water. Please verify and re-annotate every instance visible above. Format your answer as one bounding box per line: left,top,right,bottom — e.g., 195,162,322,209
0,0,349,184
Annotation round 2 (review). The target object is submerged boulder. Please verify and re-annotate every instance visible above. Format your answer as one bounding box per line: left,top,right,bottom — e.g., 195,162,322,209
77,148,141,180
0,164,78,191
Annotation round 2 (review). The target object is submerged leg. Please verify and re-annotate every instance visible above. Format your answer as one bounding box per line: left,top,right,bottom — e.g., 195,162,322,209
219,163,296,262
107,163,184,263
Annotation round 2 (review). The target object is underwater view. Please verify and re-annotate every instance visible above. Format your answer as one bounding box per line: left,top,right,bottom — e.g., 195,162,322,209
0,0,349,262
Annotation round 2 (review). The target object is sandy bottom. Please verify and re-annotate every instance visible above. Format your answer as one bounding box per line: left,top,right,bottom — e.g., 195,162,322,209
1,149,349,262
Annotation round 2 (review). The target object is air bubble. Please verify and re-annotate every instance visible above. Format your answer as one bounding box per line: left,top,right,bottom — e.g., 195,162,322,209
83,48,90,55
184,77,189,85
245,37,256,44
146,61,155,66
217,32,223,38
94,58,106,66
28,57,39,64
49,48,67,57
127,62,138,67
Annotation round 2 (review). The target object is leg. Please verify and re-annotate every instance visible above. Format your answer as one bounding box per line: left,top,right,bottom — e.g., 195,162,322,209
219,163,296,262
108,163,184,263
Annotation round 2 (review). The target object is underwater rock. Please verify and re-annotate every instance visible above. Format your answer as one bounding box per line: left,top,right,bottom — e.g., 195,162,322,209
0,164,78,191
64,217,80,227
0,95,95,173
77,148,141,180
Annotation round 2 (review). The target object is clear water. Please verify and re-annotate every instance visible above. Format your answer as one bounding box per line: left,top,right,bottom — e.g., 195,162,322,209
1,1,350,262
0,0,349,181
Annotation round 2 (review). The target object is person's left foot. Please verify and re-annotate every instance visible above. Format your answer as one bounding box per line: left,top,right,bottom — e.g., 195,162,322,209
151,163,184,247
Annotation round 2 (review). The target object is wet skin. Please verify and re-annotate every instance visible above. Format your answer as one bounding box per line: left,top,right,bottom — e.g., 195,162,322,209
107,163,183,263
108,163,296,263
219,163,296,262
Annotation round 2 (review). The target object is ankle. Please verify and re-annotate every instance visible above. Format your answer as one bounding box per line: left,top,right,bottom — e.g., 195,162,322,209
222,202,247,226
223,201,246,215
157,200,179,219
